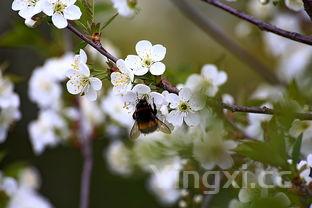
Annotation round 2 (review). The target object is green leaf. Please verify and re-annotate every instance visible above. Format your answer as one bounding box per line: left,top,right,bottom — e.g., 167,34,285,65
236,140,288,168
100,13,119,32
0,151,7,163
77,0,94,33
4,161,28,178
291,134,302,165
236,117,289,168
0,23,48,54
94,2,112,14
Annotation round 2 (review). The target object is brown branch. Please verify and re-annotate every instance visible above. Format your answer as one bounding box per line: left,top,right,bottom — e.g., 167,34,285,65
67,23,118,63
77,98,93,208
222,103,312,120
80,134,93,208
200,0,312,46
171,0,283,85
65,22,312,121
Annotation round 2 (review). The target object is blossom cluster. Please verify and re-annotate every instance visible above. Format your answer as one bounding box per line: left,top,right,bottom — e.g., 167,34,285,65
0,168,52,208
0,71,21,144
12,0,82,28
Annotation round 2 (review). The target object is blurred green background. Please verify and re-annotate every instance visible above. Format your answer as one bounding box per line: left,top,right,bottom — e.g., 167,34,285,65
0,0,274,207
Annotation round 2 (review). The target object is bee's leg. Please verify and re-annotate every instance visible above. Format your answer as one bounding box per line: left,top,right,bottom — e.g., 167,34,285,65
152,100,157,115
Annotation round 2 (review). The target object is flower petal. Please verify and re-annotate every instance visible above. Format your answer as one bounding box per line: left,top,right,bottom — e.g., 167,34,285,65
66,79,83,94
52,13,68,29
215,71,227,86
151,44,166,62
84,86,97,101
66,69,79,79
185,74,202,91
79,49,87,63
79,63,90,76
217,153,234,169
307,154,312,167
42,1,53,16
132,84,150,94
125,55,148,76
64,5,82,20
184,112,200,126
90,77,102,91
12,0,25,11
166,93,179,109
179,88,191,101
238,189,251,203
135,40,152,58
166,110,184,126
189,95,205,111
150,62,166,76
150,92,164,107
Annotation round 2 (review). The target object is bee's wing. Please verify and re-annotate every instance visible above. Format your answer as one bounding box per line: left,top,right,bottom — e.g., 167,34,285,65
130,121,140,140
156,119,171,134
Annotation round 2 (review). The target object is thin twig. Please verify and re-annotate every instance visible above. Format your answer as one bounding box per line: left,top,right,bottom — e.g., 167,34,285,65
78,98,93,208
222,103,312,120
200,0,312,46
171,0,283,85
65,23,312,121
80,134,93,208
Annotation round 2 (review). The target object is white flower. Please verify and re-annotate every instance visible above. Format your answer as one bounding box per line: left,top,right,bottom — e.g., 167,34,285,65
125,40,167,76
297,154,312,184
12,0,43,19
66,66,102,101
193,133,237,170
28,110,68,154
8,187,53,208
289,120,312,157
111,0,137,17
70,49,88,72
247,0,275,19
44,53,74,81
245,106,272,140
0,72,21,143
251,84,284,102
19,168,40,190
0,107,21,143
285,0,304,11
106,140,133,176
166,88,204,127
148,159,182,205
25,18,37,27
0,176,18,197
185,64,227,97
102,90,133,127
122,84,164,113
29,67,62,109
229,189,291,208
42,0,82,29
111,59,134,94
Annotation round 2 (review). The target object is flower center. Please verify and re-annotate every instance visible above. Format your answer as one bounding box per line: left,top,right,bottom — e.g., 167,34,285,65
115,73,129,86
179,102,189,112
142,57,152,67
127,0,137,8
26,0,39,7
54,1,66,13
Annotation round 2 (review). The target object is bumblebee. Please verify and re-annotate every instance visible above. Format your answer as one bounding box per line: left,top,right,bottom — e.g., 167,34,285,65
130,98,171,139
